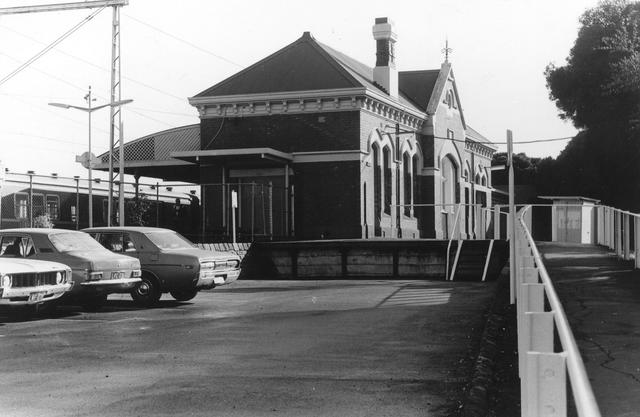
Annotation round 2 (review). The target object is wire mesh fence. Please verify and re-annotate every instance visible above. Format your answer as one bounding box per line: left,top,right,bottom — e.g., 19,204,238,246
0,172,288,243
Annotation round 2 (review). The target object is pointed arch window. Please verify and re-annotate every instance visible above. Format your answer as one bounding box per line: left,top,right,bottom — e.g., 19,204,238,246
383,147,392,215
373,144,381,222
403,152,411,216
441,156,459,211
412,154,419,212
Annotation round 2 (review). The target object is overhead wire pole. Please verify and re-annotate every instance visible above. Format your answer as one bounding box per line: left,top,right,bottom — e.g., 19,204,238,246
0,0,129,226
108,3,125,226
507,130,516,304
0,0,126,15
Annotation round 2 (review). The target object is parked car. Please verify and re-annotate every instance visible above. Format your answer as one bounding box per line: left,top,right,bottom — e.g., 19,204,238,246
0,229,142,310
0,258,72,309
83,227,240,306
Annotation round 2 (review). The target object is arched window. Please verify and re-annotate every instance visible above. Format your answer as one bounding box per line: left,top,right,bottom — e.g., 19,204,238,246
412,154,419,212
475,173,481,184
441,156,458,212
403,152,411,216
481,175,486,186
383,147,392,215
373,144,381,223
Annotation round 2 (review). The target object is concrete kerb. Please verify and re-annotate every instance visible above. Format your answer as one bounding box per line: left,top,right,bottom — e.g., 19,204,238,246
461,267,511,417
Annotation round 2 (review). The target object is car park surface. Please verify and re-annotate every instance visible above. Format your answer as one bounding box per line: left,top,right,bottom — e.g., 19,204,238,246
83,226,240,306
0,279,493,417
0,229,141,310
0,258,72,308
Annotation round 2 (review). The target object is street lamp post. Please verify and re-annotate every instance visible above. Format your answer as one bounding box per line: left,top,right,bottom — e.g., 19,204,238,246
49,86,132,227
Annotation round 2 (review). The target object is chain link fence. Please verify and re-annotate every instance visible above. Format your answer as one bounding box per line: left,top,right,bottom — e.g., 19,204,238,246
0,172,287,243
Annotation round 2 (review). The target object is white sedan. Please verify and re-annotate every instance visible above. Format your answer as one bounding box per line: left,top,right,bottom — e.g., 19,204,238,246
0,258,72,307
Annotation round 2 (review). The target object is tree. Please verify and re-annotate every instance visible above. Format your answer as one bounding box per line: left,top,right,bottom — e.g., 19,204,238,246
33,213,54,228
126,195,151,226
491,152,542,186
544,0,640,210
545,0,640,130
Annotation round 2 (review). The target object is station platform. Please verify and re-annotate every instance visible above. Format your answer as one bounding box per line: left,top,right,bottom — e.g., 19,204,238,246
537,242,640,417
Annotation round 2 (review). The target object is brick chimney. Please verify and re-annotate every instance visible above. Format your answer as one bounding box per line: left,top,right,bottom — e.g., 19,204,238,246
372,17,398,98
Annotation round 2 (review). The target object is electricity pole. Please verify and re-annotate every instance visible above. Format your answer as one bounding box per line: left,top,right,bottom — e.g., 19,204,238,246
0,0,130,226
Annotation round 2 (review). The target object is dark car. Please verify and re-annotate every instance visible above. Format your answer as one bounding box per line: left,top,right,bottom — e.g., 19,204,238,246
0,229,141,310
83,227,240,306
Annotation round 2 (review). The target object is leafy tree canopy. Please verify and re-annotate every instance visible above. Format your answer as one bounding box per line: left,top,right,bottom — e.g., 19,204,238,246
541,1,640,210
545,0,640,130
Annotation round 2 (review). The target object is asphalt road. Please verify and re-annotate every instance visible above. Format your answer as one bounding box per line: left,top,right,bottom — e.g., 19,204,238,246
0,279,495,417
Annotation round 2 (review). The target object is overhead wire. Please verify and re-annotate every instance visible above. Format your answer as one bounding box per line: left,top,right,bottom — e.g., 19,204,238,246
0,51,92,95
123,13,244,68
433,134,575,145
0,7,105,88
0,25,188,102
0,130,86,146
384,129,575,146
3,94,111,135
0,16,575,151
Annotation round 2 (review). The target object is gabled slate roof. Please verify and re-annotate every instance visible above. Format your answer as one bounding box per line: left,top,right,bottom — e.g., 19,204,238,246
193,32,434,114
398,70,440,112
194,32,363,97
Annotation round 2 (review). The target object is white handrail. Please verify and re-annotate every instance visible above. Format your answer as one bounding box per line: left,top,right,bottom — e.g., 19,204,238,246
517,205,601,417
445,203,462,280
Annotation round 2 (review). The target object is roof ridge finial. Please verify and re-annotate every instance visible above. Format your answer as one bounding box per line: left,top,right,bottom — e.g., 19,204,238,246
441,38,452,63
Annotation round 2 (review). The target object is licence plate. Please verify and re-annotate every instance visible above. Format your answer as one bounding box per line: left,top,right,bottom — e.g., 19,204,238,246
111,271,125,280
213,275,226,284
28,292,45,302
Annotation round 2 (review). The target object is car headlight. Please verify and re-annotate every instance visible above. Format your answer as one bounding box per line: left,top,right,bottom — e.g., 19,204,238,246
56,272,63,284
2,274,11,289
200,262,214,270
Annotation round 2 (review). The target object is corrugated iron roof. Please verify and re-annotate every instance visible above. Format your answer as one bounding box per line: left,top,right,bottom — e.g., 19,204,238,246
98,124,200,164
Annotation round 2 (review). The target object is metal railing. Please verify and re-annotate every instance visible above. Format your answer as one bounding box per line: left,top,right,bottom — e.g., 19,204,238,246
405,202,506,280
515,205,601,417
597,205,640,268
445,203,463,281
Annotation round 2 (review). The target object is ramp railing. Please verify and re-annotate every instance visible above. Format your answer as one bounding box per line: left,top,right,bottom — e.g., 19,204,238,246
596,205,640,268
515,205,601,417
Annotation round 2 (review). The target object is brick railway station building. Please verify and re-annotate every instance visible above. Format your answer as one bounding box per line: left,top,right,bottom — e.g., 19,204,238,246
99,18,497,241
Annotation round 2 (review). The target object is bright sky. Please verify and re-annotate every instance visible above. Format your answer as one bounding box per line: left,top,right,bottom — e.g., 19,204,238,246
0,0,600,179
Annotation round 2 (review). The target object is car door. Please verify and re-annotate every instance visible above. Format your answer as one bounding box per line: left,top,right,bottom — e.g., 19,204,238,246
126,233,164,280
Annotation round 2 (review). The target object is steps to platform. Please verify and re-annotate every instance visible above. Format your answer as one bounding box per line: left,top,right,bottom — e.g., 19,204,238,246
449,240,509,281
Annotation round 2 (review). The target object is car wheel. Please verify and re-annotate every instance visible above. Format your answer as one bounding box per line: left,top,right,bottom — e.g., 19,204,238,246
82,294,107,312
131,276,161,307
170,289,198,302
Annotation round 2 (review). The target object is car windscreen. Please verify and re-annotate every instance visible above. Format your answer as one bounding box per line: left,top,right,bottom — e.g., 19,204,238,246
145,231,194,250
49,232,107,253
